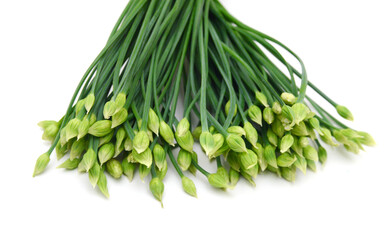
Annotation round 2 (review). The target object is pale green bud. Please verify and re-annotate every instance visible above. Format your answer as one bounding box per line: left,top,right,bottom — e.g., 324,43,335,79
209,126,216,134
59,128,67,146
240,169,256,186
106,159,123,179
292,103,310,125
281,166,296,182
244,122,258,149
98,143,114,166
280,134,294,153
320,128,339,146
200,131,215,156
248,105,263,126
176,118,190,137
340,129,362,140
227,151,241,172
75,99,86,115
122,160,135,182
208,167,229,189
70,138,87,160
77,118,90,140
181,176,197,198
55,142,68,160
159,121,175,146
263,107,275,125
98,131,114,147
357,131,376,146
103,101,116,119
65,119,81,141
33,153,50,177
291,121,309,137
318,146,328,165
272,101,282,114
84,93,95,113
255,91,269,107
150,177,164,205
227,126,246,136
281,105,295,130
114,93,126,113
42,123,59,142
333,129,348,144
124,137,133,151
38,120,57,129
79,148,97,172
153,144,166,171
132,148,153,168
126,152,136,163
229,168,240,187
157,159,168,180
277,153,297,167
307,159,317,172
133,130,150,154
267,128,278,147
242,163,259,178
226,134,247,153
192,126,202,141
253,143,267,172
271,119,284,138
178,149,192,171
57,158,81,170
267,165,281,177
89,114,97,125
264,145,278,168
111,108,128,128
239,150,258,170
281,92,297,105
344,140,361,154
299,137,309,148
97,170,109,198
291,136,304,157
336,105,354,121
88,120,112,137
208,133,225,158
294,154,307,174
304,145,319,162
225,101,237,116
148,109,160,136
176,131,194,153
88,162,100,188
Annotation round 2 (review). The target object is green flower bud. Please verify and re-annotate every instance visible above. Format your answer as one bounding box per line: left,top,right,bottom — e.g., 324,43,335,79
227,151,241,172
176,131,194,153
239,150,258,170
307,159,317,172
281,166,296,182
98,143,114,166
153,144,166,171
242,163,259,178
114,93,126,113
89,114,97,125
97,170,109,198
320,128,339,146
88,120,112,137
248,105,263,126
192,126,202,141
106,159,123,179
267,165,281,178
229,168,240,187
281,105,295,130
57,158,81,170
133,130,150,154
336,105,354,121
209,126,216,134
148,109,160,136
304,145,319,162
244,122,258,149
281,92,297,105
340,129,362,140
178,149,192,171
357,131,376,146
240,169,256,186
267,128,278,147
253,143,267,172
263,107,275,125
157,159,168,180
308,118,323,136
122,160,135,182
55,142,68,160
38,120,57,129
225,100,237,116
272,101,282,114
208,167,229,189
103,101,116,119
280,134,294,153
33,153,51,177
59,128,67,146
77,117,90,140
227,126,246,136
264,145,278,168
208,133,225,158
132,148,153,168
255,91,269,107
294,154,307,174
111,108,128,128
150,177,164,205
41,123,60,142
200,131,215,156
226,134,247,153
291,136,303,157
176,118,190,137
277,153,297,167
124,137,133,151
291,121,309,137
88,162,100,188
181,176,197,198
84,93,95,113
292,103,310,125
271,119,285,138
210,142,230,159
159,121,175,146
344,140,361,154
70,138,87,160
75,99,86,115
318,146,327,165
332,129,348,144
78,148,97,172
98,131,114,147
65,118,81,141
298,137,309,148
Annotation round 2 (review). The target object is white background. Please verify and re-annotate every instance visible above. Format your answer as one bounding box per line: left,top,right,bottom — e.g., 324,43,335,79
1,0,391,239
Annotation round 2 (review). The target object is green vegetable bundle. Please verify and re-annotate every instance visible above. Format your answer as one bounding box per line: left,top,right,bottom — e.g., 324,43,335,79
34,0,375,203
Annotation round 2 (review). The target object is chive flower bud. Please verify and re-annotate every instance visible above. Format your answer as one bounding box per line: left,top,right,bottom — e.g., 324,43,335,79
277,153,297,167
200,131,215,156
291,121,309,137
281,166,296,182
267,128,278,147
124,137,133,151
88,162,100,188
77,117,90,140
75,99,86,115
271,119,285,138
248,105,263,126
132,148,153,168
98,143,114,166
55,142,68,160
159,121,175,146
178,149,192,171
304,145,319,162
227,126,246,136
281,105,295,130
299,137,309,148
272,101,282,114
42,122,60,142
84,93,95,113
111,108,128,128
308,118,323,135
192,126,202,141
255,91,269,107
103,101,116,119
150,177,164,205
292,103,310,125
307,159,317,172
79,148,97,172
133,130,150,154
88,120,112,137
98,131,114,147
208,133,224,158
97,170,109,198
357,131,376,146
263,107,275,125
244,122,258,149
336,105,354,121
225,100,237,117
264,145,278,168
227,151,241,172
157,160,168,180
33,153,50,177
239,150,258,170
208,167,229,189
57,158,81,170
229,168,240,187
106,159,123,179
176,118,190,137
65,118,81,141
122,160,135,182
294,154,307,174
153,144,166,171
320,128,339,146
226,134,247,153
280,134,294,153
318,146,328,165
181,176,197,198
89,114,97,125
114,93,126,113
70,138,87,160
148,109,160,136
281,92,297,105
176,131,194,153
